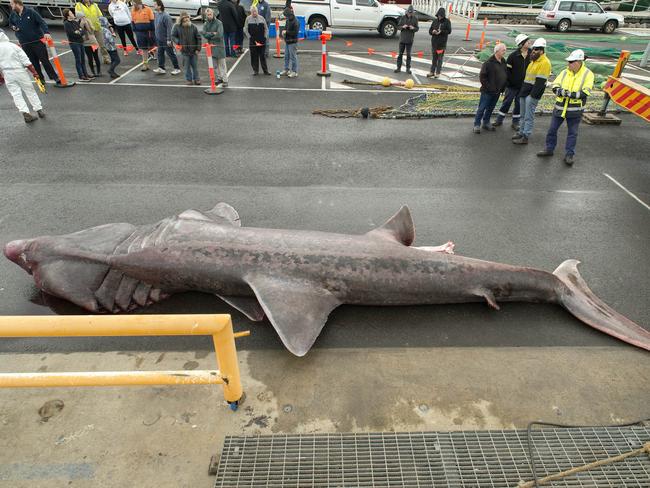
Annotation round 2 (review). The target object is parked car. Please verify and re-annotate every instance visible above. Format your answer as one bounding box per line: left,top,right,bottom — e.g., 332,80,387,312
536,0,625,33
291,0,405,38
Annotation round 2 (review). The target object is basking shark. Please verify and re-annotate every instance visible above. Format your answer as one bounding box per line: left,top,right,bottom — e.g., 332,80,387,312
4,203,650,356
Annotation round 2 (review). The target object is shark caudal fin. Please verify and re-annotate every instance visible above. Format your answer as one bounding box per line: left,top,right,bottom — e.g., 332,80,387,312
553,259,650,351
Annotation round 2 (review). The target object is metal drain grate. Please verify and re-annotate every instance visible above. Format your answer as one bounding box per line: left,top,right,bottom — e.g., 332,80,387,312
213,427,650,487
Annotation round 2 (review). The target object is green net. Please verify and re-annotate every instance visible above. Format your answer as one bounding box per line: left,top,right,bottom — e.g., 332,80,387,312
476,35,650,88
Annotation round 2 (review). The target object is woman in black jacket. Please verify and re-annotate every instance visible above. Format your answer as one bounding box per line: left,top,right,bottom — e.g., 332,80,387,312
427,7,451,78
63,8,92,81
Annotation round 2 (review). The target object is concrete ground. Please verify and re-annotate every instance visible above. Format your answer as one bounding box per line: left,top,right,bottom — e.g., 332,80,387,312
0,21,649,488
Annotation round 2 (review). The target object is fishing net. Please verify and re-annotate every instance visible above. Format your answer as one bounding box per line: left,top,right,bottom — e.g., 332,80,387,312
312,90,619,119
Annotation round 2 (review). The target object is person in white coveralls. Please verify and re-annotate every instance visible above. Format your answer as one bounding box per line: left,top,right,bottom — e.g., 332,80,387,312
0,29,45,123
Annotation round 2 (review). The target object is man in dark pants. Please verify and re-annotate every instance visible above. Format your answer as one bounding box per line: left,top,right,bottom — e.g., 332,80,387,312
473,42,507,134
427,7,451,78
537,49,594,166
492,33,530,131
8,0,61,85
244,6,269,75
394,5,418,74
218,0,239,57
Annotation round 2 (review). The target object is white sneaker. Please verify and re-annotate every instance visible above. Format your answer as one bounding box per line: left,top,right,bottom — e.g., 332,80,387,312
288,71,298,78
279,69,289,76
152,67,166,74
171,69,181,75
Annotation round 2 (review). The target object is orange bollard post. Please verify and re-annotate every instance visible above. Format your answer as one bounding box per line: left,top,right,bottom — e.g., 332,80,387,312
46,38,74,87
464,21,471,41
317,33,330,77
203,43,224,95
478,17,487,50
273,18,283,58
448,3,452,15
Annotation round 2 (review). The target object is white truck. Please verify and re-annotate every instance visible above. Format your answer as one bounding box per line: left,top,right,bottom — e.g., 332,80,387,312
291,0,405,38
0,0,209,27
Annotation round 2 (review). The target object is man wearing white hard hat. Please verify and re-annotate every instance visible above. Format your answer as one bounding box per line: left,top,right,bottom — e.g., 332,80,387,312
492,33,530,130
537,49,594,165
513,38,552,145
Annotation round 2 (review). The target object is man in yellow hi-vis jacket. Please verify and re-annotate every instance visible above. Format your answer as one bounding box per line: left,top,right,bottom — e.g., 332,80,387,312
537,49,594,166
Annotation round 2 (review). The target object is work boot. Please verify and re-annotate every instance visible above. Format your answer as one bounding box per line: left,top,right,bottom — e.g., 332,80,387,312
22,112,37,123
481,124,495,132
406,68,412,74
426,72,435,78
473,126,481,134
511,123,520,131
512,133,523,140
564,154,574,166
394,68,401,73
37,109,46,118
492,117,503,127
537,149,553,157
512,136,528,145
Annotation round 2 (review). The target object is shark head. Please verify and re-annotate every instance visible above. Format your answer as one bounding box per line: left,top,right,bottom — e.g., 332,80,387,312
4,223,137,311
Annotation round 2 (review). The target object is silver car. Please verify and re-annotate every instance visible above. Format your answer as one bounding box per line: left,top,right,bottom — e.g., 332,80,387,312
537,0,624,33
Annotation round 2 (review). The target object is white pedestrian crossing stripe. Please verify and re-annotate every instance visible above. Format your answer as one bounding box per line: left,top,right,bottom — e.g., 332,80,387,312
328,52,482,89
327,49,650,92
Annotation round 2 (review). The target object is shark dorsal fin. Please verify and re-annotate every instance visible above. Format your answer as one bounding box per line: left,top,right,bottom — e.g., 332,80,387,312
365,205,415,246
178,203,241,227
206,202,241,227
245,274,341,356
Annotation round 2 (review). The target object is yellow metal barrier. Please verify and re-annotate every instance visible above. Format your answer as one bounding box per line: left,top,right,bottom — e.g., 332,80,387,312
0,314,249,410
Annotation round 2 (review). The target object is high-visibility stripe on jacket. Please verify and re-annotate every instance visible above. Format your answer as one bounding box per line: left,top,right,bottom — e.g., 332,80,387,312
552,63,595,118
523,53,551,85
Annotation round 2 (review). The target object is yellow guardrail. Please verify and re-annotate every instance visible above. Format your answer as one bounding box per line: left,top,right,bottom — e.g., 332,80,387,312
0,314,249,410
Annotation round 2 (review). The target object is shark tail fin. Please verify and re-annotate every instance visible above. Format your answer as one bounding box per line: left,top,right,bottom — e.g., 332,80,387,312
553,259,650,351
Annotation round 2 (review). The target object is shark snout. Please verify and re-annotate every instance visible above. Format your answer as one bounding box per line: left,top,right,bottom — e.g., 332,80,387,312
4,239,33,272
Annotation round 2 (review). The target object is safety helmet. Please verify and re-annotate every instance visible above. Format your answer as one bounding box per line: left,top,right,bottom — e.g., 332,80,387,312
531,38,547,49
514,33,530,47
565,49,585,62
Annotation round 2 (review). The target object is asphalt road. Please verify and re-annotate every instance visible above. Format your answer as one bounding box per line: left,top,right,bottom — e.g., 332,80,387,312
0,24,648,355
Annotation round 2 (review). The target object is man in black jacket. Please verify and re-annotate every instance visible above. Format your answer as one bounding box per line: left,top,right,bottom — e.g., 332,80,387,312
281,6,299,77
426,7,451,79
395,5,418,74
474,43,507,134
492,33,530,130
8,0,61,85
218,0,239,57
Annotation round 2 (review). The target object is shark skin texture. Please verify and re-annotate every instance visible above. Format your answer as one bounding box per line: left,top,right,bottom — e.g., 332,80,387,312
4,203,650,356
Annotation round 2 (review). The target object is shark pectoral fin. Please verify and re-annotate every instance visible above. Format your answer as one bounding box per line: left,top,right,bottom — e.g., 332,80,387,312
38,259,105,312
246,275,341,356
474,288,500,310
365,205,415,246
178,203,241,227
216,295,265,321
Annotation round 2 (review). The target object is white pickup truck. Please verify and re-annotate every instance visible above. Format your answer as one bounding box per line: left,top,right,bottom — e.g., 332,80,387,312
291,0,405,38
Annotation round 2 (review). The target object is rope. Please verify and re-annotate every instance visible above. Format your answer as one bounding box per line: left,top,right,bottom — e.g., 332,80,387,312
518,442,650,487
340,79,480,92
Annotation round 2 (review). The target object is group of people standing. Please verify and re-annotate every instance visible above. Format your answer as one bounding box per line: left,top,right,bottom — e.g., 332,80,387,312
475,34,594,165
394,6,451,78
